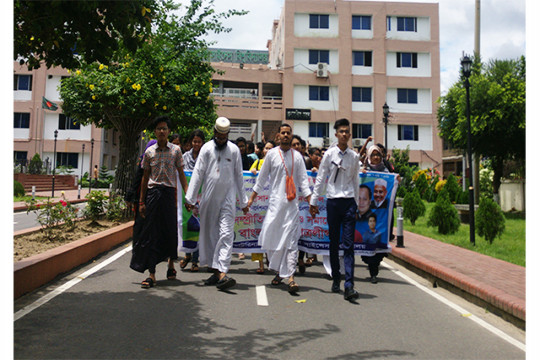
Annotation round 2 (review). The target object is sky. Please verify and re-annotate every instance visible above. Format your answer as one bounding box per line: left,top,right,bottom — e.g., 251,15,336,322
197,0,527,95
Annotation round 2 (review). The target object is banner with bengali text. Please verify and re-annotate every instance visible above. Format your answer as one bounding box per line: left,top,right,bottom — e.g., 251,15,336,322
178,171,397,256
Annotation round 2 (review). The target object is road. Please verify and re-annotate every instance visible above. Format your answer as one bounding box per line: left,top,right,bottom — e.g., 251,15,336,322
13,245,526,360
13,203,87,232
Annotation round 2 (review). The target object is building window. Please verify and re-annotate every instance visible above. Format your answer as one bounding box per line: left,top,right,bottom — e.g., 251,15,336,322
387,16,391,31
352,87,372,103
352,51,372,66
397,52,418,68
309,50,330,65
14,74,32,91
14,112,30,128
352,124,372,139
14,151,28,162
309,122,329,138
309,86,329,101
352,15,371,30
398,125,419,141
309,14,329,29
397,88,418,104
56,152,79,168
397,17,417,32
58,114,80,130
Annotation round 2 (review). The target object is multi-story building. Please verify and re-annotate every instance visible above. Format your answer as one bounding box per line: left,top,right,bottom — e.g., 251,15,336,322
13,62,119,178
13,0,441,173
211,0,442,169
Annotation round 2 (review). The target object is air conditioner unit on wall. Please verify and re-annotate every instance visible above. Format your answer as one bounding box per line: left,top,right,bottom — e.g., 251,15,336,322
352,138,363,148
316,62,328,78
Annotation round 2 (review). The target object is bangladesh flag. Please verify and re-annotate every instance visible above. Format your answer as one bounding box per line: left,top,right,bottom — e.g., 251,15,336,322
42,97,58,111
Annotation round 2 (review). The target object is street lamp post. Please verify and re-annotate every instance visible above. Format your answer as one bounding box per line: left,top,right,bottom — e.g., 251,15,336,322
88,139,94,194
79,144,85,199
382,102,390,151
52,129,58,198
461,54,475,246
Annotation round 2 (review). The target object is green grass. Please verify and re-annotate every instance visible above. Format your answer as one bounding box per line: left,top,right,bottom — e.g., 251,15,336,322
14,195,48,202
400,201,525,267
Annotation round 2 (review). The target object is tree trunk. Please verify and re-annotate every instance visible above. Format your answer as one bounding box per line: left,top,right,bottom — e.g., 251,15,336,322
492,157,504,201
114,127,141,198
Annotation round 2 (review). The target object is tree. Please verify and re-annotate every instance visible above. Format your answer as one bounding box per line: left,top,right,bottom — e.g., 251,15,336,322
476,196,505,244
14,0,169,70
438,56,525,196
403,189,425,225
427,189,461,235
60,1,245,198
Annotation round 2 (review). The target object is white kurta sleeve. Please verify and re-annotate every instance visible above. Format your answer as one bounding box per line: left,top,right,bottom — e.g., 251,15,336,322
296,153,312,198
185,146,206,205
310,151,330,205
253,150,273,195
233,146,248,208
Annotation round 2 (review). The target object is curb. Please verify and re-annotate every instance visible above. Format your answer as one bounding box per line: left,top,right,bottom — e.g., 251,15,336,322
14,221,134,299
389,245,525,329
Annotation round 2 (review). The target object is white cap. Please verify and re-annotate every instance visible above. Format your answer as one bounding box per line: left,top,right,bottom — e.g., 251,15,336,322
214,117,230,134
374,178,387,188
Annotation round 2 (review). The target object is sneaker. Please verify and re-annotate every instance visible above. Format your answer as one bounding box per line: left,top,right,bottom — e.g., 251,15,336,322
344,287,359,301
216,276,236,290
204,273,219,286
370,276,378,284
331,279,341,293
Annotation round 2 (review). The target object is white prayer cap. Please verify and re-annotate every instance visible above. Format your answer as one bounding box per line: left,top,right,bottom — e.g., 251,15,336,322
215,117,230,134
374,178,387,188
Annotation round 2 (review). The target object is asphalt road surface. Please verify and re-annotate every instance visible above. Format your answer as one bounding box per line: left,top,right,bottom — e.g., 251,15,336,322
14,244,526,359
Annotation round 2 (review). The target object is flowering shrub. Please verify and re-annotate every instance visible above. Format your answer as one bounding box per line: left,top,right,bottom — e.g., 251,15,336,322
84,190,108,221
435,179,447,193
25,197,79,240
106,194,127,221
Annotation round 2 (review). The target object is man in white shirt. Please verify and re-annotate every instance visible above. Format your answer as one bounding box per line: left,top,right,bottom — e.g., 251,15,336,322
185,117,249,291
309,118,361,301
247,124,312,293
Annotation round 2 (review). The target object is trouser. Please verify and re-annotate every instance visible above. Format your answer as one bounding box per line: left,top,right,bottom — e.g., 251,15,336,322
326,197,357,290
361,253,387,277
267,247,298,278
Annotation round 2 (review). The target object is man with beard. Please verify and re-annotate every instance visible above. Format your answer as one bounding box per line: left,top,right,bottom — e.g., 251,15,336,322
247,123,311,293
371,178,388,209
185,117,249,291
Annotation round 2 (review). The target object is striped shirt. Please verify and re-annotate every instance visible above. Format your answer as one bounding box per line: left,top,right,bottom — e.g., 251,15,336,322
142,142,184,188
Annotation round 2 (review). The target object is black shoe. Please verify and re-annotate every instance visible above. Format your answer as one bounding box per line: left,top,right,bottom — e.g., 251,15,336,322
216,276,236,290
370,276,378,284
204,273,219,286
344,287,359,301
331,280,340,293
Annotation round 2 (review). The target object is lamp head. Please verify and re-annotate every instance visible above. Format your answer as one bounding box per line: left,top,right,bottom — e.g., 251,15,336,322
461,54,472,78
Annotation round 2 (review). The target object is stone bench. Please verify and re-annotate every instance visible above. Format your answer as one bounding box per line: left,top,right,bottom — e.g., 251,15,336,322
454,204,479,224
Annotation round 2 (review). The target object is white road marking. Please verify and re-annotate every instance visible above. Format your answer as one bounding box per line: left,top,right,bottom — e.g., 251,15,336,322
14,245,133,322
381,261,526,352
256,285,269,306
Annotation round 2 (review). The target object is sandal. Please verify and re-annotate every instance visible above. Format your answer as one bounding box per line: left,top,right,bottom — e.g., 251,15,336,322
179,255,192,269
256,268,265,274
190,263,199,272
288,280,299,293
298,260,306,275
271,275,283,286
141,277,155,289
305,257,314,267
166,268,177,280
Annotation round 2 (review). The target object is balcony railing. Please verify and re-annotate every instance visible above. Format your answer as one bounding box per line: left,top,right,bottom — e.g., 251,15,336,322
212,94,283,111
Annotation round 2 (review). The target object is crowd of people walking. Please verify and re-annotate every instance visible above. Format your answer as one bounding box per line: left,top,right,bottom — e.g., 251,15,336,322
126,115,398,301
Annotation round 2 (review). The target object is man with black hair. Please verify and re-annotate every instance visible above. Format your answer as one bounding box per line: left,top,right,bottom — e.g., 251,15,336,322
310,118,361,301
185,117,249,290
235,136,255,171
132,116,188,289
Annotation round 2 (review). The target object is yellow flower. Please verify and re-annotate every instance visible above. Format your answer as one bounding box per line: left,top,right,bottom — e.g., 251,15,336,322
202,81,205,85
195,91,199,97
175,85,180,91
67,69,71,73
150,74,153,78
30,36,34,41
154,102,159,108
141,99,146,104
162,81,166,85
99,64,104,70
209,86,213,93
162,105,167,110
126,77,130,83
159,66,164,72
92,95,96,100
89,84,95,90
162,75,166,79
123,89,127,94
132,83,141,91
76,70,81,75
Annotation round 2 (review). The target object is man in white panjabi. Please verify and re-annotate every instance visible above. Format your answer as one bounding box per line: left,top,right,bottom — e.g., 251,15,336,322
185,117,248,291
247,123,311,293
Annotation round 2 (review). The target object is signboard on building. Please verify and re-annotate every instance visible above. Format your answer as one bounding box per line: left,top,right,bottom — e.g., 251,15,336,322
286,108,311,121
